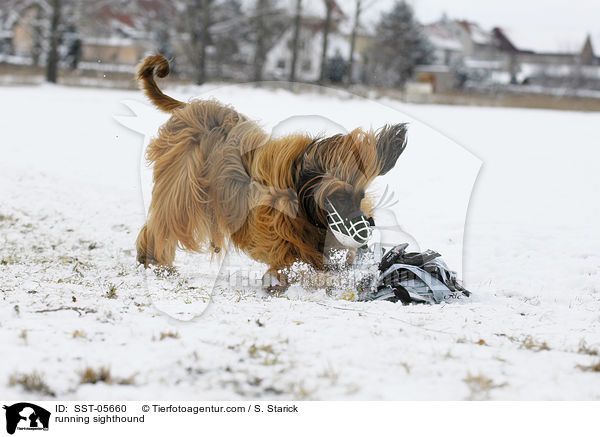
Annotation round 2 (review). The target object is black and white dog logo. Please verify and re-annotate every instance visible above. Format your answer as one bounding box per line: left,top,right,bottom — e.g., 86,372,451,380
3,403,50,435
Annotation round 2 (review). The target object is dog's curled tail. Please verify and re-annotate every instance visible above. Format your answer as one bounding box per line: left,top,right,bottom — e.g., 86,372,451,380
137,54,185,113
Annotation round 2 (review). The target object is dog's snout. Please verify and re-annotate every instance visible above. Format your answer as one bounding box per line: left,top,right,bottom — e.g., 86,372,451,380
325,199,374,248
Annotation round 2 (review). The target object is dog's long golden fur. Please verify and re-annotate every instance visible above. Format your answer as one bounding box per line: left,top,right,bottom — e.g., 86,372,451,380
136,55,407,280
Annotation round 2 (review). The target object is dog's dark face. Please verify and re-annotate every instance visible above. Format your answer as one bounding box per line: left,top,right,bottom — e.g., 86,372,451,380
296,124,407,247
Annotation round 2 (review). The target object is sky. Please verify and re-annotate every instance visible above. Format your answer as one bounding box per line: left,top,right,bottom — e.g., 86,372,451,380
357,0,600,52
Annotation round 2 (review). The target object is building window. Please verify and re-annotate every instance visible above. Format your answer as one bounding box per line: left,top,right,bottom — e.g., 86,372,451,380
301,59,311,72
277,59,286,69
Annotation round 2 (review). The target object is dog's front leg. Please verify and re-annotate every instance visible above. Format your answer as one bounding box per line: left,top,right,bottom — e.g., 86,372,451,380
262,267,289,295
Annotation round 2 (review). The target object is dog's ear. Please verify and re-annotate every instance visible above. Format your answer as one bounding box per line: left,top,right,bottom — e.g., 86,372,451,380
376,123,408,175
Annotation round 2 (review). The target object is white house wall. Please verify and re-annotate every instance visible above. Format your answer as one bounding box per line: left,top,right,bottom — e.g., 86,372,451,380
264,27,351,82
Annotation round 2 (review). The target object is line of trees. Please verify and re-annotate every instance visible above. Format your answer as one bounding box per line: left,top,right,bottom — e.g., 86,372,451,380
0,0,433,88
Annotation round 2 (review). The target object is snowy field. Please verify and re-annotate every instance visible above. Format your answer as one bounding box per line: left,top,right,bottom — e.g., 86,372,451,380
1,83,599,400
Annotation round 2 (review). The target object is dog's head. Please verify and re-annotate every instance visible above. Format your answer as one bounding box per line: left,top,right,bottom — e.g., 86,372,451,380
296,123,407,247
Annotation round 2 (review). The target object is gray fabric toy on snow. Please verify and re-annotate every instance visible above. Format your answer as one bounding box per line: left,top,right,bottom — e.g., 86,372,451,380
357,243,470,304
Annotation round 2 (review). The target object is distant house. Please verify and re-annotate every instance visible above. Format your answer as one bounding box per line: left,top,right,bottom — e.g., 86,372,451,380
0,1,164,70
422,17,600,90
512,35,600,88
76,5,157,67
263,0,350,82
0,2,45,62
412,64,455,93
423,19,517,75
422,18,464,67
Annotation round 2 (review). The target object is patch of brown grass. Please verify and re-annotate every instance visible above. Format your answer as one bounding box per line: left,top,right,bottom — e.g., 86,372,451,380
577,340,598,356
9,371,55,397
576,361,600,372
72,330,87,339
159,331,180,341
105,283,118,299
248,344,278,365
79,367,135,385
521,336,550,351
463,373,507,401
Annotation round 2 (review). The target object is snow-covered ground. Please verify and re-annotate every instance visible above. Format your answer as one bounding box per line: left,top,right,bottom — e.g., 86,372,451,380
1,83,599,400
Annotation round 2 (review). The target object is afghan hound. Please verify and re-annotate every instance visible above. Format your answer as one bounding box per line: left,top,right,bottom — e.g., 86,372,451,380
135,55,407,291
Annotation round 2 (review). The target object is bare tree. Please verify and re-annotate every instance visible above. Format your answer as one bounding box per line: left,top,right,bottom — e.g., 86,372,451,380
252,0,267,82
31,4,45,66
346,0,379,86
198,0,212,84
179,0,265,83
177,0,215,84
288,0,302,83
212,0,245,79
248,0,286,83
45,0,62,83
345,0,361,86
318,0,333,84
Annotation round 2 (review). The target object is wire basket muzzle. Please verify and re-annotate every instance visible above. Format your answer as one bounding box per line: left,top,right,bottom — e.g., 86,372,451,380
326,199,373,248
